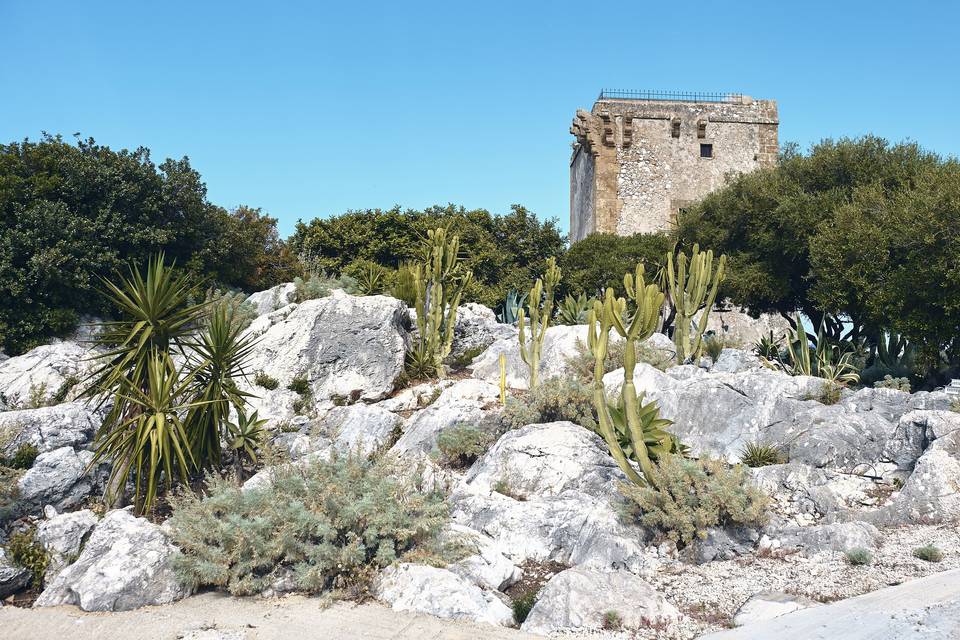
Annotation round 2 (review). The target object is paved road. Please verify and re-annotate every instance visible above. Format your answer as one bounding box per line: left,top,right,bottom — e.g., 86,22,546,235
0,592,546,640
699,568,960,640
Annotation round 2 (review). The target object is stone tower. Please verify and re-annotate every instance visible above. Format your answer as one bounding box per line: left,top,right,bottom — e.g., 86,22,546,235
569,90,778,241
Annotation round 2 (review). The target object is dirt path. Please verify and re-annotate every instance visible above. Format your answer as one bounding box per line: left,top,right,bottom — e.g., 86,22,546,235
0,592,549,640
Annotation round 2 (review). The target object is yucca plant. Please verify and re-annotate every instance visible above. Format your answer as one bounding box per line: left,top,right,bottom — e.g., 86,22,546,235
351,261,389,295
229,409,268,480
754,331,782,361
739,441,785,467
183,303,258,471
90,350,205,513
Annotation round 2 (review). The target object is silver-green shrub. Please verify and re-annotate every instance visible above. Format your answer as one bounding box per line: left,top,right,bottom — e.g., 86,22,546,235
435,425,494,468
620,454,769,546
501,376,596,431
169,454,448,597
874,374,911,392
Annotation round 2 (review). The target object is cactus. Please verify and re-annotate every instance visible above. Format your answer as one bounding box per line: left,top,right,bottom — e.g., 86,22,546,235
518,257,561,389
411,227,472,378
665,244,726,364
498,353,507,405
586,264,676,487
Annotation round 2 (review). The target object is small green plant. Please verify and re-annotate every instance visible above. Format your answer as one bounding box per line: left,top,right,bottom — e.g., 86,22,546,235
389,263,418,307
0,466,24,519
620,455,769,546
276,420,300,433
555,293,593,325
739,441,785,467
754,331,782,361
292,397,308,414
817,380,843,405
874,375,911,392
27,382,49,409
512,591,537,624
198,288,257,333
345,260,389,295
703,332,725,362
492,477,524,501
496,290,528,325
435,425,494,468
448,345,486,370
293,273,334,302
5,527,49,588
228,409,267,479
951,398,960,413
254,371,279,390
52,375,80,404
845,547,872,566
169,454,448,597
404,342,439,380
2,443,39,470
287,375,310,395
602,610,623,630
501,377,596,431
912,544,943,562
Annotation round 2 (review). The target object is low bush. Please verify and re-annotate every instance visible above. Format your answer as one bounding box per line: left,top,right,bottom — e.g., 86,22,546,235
287,375,310,395
435,425,494,468
874,375,911,392
501,377,596,431
293,273,337,302
5,527,49,588
703,333,726,362
912,544,943,562
620,455,769,546
169,454,449,597
254,371,279,390
512,591,537,624
845,547,873,566
1,443,39,470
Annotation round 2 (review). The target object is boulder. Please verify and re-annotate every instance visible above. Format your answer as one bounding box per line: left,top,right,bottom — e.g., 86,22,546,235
521,567,680,634
750,463,877,522
444,524,521,591
34,509,98,582
0,401,104,458
314,403,403,456
35,509,188,611
884,409,960,471
710,348,763,373
0,548,30,598
0,342,97,409
469,324,590,390
733,591,819,627
373,563,513,627
244,283,297,316
775,521,881,555
390,380,500,455
461,422,621,499
4,447,105,522
451,303,515,361
240,291,409,414
688,526,759,563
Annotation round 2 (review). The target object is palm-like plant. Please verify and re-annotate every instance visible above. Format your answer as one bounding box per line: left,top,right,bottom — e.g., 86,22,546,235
184,303,258,471
229,409,268,479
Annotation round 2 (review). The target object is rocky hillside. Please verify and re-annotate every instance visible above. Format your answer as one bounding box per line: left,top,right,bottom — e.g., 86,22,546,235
1,286,958,639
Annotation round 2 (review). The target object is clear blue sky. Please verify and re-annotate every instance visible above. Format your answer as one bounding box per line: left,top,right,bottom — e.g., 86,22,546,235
2,0,958,237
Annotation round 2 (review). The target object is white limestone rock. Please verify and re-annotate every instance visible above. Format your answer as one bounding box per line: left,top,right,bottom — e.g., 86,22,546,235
0,401,104,458
444,524,521,591
390,380,500,455
34,509,98,582
451,303,515,361
35,509,188,611
314,403,403,456
521,567,680,634
0,341,97,409
5,447,105,522
244,282,297,316
374,563,513,627
775,521,881,555
0,548,30,598
733,591,819,627
469,324,590,390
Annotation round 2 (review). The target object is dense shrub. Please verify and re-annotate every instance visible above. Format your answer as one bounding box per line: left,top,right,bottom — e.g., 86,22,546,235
169,455,449,597
501,377,597,431
559,232,672,300
1,443,39,470
5,527,49,588
289,204,565,309
0,136,294,354
845,547,873,566
435,425,494,468
620,455,769,546
912,544,943,562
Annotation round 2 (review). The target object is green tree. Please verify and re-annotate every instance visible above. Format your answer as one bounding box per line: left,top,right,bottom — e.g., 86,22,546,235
559,232,672,299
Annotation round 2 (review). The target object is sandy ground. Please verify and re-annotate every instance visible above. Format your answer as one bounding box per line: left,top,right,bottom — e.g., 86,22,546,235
0,592,546,640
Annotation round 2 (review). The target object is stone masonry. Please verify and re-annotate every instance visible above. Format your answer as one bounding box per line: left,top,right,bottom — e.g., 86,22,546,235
570,91,778,241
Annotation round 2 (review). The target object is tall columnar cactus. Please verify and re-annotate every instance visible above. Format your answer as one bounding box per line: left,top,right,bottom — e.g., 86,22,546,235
586,265,674,487
665,244,727,364
517,257,561,389
412,227,472,378
498,353,507,406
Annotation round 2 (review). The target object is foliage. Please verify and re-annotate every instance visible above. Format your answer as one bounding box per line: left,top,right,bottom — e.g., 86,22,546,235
665,244,726,364
738,441,786,467
404,342,439,380
411,227,472,378
518,257,561,389
293,273,335,302
845,547,873,566
912,544,943,562
169,454,448,597
602,610,623,631
344,259,389,295
435,425,494,468
287,375,310,395
501,377,597,431
1,443,39,470
289,204,565,310
52,375,80,404
389,263,417,307
0,136,291,354
777,314,861,386
495,290,527,325
604,392,686,463
620,455,769,546
512,591,538,624
675,136,945,343
874,375,911,392
703,333,726,362
860,333,917,387
555,293,594,325
228,409,267,477
254,371,279,390
0,466,23,518
754,331,782,361
197,288,257,333
5,527,50,588
560,232,672,300
586,265,670,487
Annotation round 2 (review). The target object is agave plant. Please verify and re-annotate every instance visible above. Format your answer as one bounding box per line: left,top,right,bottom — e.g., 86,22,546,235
496,290,528,325
779,314,860,385
229,409,268,479
605,393,686,462
754,331,782,362
351,261,389,295
555,293,594,325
